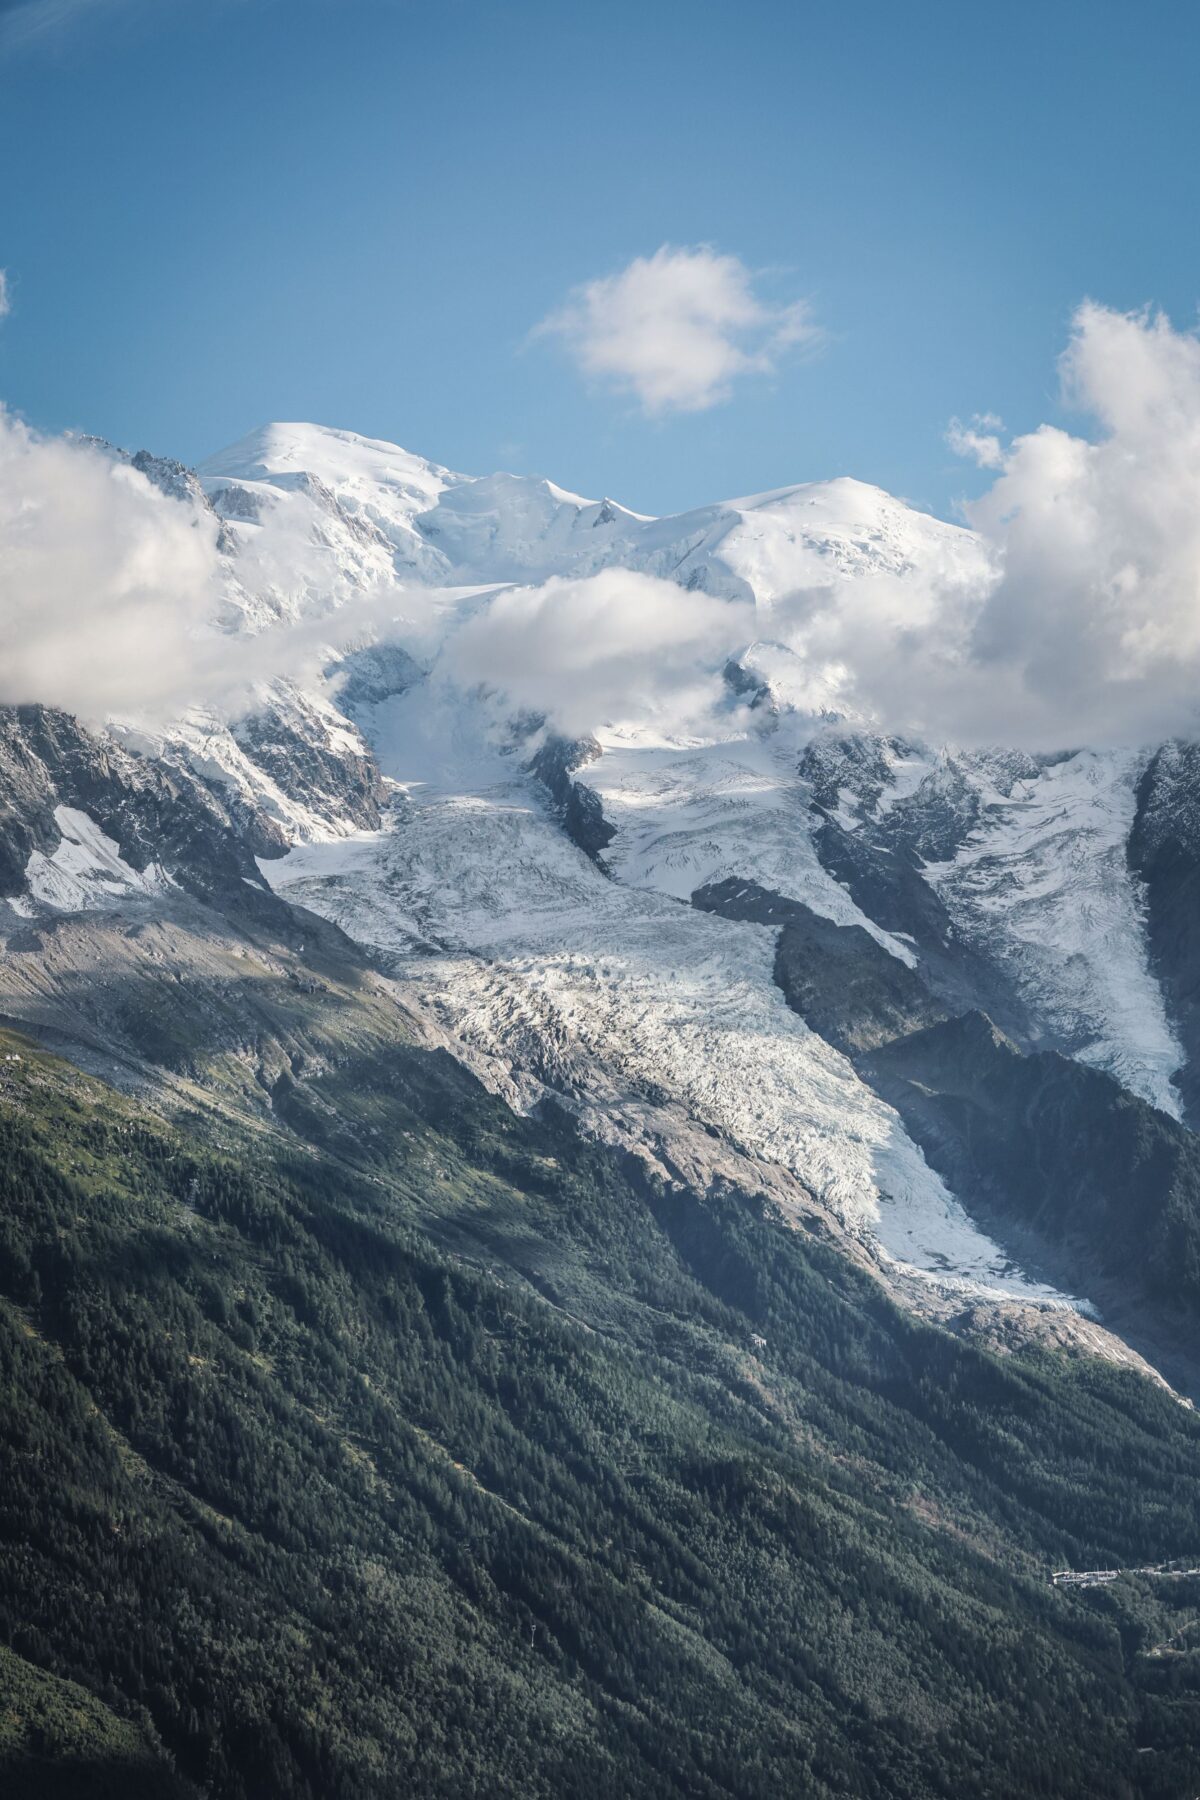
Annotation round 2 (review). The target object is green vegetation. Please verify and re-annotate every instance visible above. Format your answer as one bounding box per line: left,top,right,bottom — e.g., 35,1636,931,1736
0,1643,185,1798
0,1027,1198,1797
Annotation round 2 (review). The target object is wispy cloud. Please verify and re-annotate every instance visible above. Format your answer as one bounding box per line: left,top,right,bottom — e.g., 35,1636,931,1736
946,412,1005,469
0,0,204,53
0,0,107,50
0,271,10,320
537,244,821,417
447,568,749,736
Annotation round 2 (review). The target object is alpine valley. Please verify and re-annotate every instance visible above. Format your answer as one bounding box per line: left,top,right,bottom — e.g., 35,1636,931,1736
3,420,1200,1800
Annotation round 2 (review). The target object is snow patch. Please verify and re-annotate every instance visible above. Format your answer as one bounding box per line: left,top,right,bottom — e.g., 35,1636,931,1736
926,749,1184,1116
25,808,173,913
590,727,918,965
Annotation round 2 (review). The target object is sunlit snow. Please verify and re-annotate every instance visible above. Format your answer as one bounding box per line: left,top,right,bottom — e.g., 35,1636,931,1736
925,749,1184,1117
23,807,173,913
262,683,1080,1310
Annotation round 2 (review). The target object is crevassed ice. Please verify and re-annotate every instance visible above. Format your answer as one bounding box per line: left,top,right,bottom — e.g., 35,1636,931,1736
262,688,1082,1311
926,750,1184,1118
590,726,918,966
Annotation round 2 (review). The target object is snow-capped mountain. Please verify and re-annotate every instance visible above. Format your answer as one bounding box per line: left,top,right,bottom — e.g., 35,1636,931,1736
4,418,1199,1392
199,418,988,618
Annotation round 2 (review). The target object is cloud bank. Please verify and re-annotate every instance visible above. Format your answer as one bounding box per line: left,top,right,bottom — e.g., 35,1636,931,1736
854,301,1200,747
0,410,228,720
958,302,1200,744
538,245,820,416
4,299,1200,753
448,569,749,737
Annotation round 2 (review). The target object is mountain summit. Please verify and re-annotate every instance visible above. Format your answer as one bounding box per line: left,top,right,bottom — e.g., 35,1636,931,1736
3,418,1200,1799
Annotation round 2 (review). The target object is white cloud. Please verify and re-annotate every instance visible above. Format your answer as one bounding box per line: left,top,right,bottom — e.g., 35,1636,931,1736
0,409,227,719
538,245,820,416
788,302,1200,748
0,411,426,723
946,412,1004,469
447,569,751,736
0,271,9,319
953,302,1200,745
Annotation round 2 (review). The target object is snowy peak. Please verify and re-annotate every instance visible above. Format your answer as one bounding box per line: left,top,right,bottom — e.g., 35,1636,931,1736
200,421,458,573
728,476,980,576
198,423,987,611
200,423,650,587
631,476,988,610
420,470,653,583
199,420,455,503
11,410,1200,1376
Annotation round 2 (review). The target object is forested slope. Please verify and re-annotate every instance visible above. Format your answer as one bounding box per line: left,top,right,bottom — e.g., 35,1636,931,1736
1,1027,1199,1798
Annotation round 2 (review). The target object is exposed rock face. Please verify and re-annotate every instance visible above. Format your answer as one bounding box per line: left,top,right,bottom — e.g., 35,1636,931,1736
805,812,1031,1038
82,437,239,552
128,448,212,512
799,733,1045,861
334,642,424,715
527,734,616,863
205,478,265,523
0,706,273,904
0,683,390,1096
1130,739,1200,1124
692,878,943,1055
721,656,773,709
874,756,986,863
798,731,903,816
231,690,386,834
862,1011,1200,1317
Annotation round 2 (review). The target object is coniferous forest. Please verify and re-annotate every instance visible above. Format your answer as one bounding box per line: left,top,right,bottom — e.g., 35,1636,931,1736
0,1025,1198,1799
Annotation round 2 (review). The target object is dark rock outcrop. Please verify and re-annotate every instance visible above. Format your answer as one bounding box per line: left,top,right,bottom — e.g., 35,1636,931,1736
528,734,615,864
232,690,386,834
1129,739,1200,1125
807,816,1029,1037
863,1010,1200,1317
334,642,424,716
0,705,275,907
693,878,944,1054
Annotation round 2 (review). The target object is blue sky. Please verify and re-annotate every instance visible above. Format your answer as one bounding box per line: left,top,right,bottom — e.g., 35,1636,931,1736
2,0,1199,517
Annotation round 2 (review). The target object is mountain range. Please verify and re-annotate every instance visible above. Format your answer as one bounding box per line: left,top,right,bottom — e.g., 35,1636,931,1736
2,420,1200,1798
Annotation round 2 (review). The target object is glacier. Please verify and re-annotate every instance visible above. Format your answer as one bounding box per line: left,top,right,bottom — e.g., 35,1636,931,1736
37,417,1192,1323
260,675,1081,1310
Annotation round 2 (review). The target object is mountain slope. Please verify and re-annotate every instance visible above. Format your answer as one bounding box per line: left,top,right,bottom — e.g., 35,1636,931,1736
9,418,1200,1796
864,1014,1200,1322
18,422,1200,1335
2,1025,1200,1799
0,1644,190,1800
